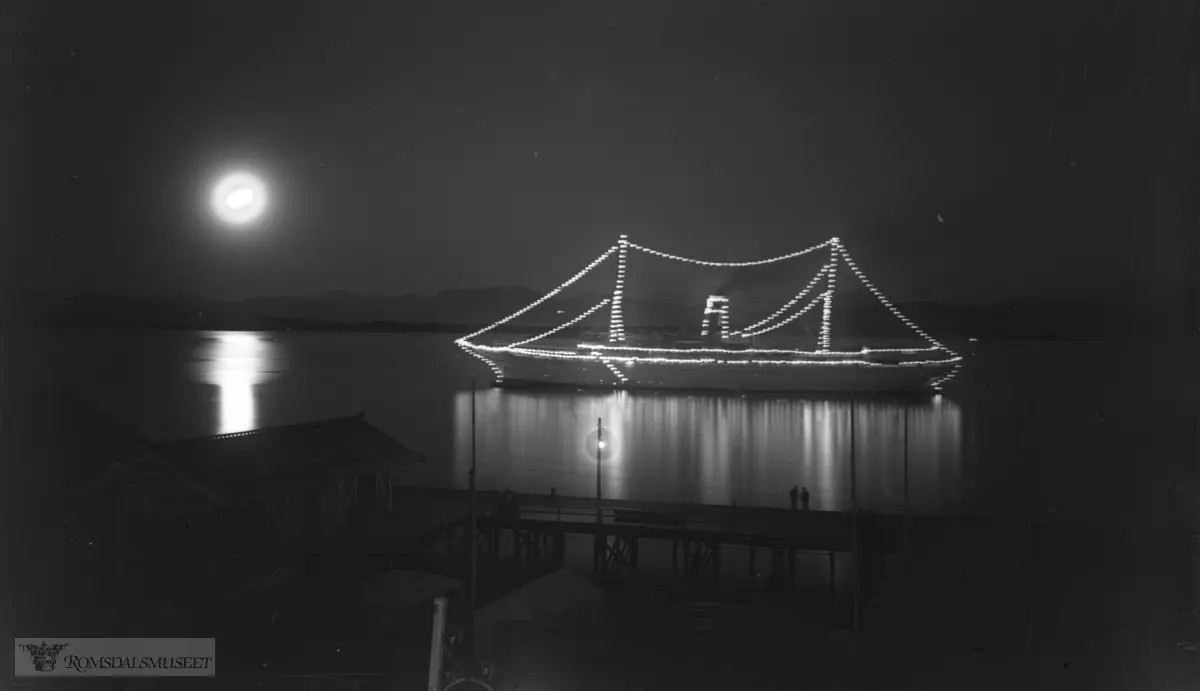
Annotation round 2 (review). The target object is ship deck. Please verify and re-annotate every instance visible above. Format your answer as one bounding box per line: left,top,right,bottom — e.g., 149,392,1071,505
483,340,952,364
472,346,957,394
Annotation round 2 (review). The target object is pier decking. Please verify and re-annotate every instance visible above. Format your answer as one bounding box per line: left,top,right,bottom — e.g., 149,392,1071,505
394,486,856,549
368,486,1065,590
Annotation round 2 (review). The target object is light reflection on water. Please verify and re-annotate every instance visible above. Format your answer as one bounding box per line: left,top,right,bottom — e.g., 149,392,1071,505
188,331,283,435
454,389,968,514
167,331,969,511
42,330,1180,524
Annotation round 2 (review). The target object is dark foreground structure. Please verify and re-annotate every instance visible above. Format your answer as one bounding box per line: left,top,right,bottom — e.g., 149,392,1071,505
381,485,1066,597
4,380,1198,691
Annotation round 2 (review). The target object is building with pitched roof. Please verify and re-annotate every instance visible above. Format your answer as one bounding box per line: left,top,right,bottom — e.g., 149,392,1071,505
153,412,425,550
44,410,425,624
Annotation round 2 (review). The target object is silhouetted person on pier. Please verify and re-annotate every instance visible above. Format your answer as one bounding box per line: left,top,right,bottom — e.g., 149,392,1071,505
789,485,800,510
550,487,557,502
801,487,811,511
503,489,515,518
868,509,884,576
768,566,784,593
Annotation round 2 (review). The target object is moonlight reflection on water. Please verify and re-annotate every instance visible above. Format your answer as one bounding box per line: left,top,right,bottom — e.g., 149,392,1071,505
190,332,282,435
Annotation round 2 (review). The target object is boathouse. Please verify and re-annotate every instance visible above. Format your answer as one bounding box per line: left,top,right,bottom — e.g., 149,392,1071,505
50,410,423,619
31,394,233,632
154,412,425,550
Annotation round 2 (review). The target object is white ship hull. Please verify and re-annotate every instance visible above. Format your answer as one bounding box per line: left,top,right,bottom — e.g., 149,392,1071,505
483,349,954,394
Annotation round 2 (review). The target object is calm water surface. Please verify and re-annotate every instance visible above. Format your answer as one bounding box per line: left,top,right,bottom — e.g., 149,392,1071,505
36,329,1187,525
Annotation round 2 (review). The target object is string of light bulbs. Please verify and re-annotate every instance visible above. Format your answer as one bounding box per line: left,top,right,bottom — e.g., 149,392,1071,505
625,239,832,267
734,264,831,337
741,292,826,338
834,243,952,353
463,349,505,382
603,360,628,383
700,295,730,338
575,344,942,356
470,342,962,368
506,298,611,348
457,245,617,343
929,362,963,390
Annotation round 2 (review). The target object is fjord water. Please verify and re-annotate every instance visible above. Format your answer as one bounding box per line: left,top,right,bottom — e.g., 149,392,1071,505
34,328,1187,529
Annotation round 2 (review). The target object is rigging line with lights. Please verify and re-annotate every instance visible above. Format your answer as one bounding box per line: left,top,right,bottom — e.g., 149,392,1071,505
454,235,963,391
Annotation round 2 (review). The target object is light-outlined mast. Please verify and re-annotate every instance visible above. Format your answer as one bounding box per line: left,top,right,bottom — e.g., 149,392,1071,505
819,237,839,351
609,235,628,342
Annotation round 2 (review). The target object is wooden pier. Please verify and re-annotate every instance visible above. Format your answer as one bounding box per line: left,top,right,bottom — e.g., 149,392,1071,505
362,486,1062,600
394,485,856,548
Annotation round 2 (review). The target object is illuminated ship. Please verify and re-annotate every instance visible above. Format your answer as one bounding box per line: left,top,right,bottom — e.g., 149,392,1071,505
456,236,963,394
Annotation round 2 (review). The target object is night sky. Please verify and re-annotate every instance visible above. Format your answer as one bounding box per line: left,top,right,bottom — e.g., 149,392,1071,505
12,0,1194,304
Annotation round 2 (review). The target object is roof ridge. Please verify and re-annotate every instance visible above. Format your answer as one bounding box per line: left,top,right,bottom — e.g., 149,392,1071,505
160,413,369,445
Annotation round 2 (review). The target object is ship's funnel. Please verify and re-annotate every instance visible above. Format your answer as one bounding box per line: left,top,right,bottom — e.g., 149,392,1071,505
701,295,731,341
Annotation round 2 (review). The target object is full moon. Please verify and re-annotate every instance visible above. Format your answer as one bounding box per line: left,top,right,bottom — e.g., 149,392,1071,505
211,171,268,225
226,187,254,209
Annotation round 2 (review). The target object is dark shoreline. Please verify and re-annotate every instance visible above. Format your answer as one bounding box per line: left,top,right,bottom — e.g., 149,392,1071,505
15,319,1148,342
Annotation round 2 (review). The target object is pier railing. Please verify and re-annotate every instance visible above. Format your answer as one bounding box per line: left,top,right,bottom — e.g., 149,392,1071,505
352,484,1073,573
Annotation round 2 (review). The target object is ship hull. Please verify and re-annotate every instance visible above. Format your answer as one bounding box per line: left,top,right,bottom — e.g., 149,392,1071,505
482,350,953,394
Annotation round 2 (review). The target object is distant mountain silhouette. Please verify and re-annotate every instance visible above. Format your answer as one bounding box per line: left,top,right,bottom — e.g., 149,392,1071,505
0,283,1150,341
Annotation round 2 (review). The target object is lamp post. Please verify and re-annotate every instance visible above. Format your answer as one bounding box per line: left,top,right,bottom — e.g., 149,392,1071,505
903,406,910,574
596,418,604,510
594,417,604,573
428,596,448,691
850,399,858,510
468,378,478,626
850,397,859,631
